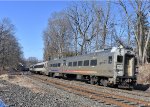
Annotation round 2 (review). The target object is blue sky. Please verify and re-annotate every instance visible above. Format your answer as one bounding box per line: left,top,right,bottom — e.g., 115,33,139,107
0,1,70,60
0,1,149,60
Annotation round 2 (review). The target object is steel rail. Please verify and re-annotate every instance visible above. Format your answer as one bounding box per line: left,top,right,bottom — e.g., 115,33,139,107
29,74,150,107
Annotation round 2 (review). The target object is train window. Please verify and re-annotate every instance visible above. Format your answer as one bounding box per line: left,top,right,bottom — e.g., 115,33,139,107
50,64,53,67
63,60,66,66
73,62,77,66
53,64,57,67
84,60,89,66
117,55,123,63
78,61,83,66
58,63,61,67
34,64,44,68
108,56,112,64
68,62,72,66
55,64,58,67
90,60,97,66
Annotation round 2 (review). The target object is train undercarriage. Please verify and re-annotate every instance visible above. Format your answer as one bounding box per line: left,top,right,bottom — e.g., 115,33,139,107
116,76,137,89
47,72,136,89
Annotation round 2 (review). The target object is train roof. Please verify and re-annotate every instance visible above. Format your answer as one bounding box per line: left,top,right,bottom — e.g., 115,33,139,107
50,47,117,61
49,46,134,62
67,47,118,58
30,61,48,66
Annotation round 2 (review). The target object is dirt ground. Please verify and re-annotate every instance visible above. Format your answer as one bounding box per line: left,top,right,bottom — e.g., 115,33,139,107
1,65,150,93
0,74,45,93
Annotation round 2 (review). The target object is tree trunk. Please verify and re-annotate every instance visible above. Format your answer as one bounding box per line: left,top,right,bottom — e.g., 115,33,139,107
142,30,150,64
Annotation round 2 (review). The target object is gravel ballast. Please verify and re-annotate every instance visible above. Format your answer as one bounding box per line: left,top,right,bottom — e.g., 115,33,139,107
0,75,110,107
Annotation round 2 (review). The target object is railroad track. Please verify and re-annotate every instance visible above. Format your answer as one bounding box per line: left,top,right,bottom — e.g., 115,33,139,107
38,74,150,98
28,74,150,107
56,77,150,98
8,71,150,98
59,76,150,98
90,83,150,98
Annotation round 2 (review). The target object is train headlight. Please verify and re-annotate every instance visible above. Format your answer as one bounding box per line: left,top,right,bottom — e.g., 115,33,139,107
117,64,123,70
116,70,123,76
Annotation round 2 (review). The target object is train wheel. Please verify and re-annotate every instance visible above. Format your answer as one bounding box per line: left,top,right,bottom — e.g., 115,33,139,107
52,73,56,78
100,79,108,87
90,77,95,85
49,73,54,77
90,76,98,85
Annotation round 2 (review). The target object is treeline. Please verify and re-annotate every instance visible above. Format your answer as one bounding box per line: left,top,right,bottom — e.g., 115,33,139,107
43,0,150,65
0,18,23,71
25,57,39,67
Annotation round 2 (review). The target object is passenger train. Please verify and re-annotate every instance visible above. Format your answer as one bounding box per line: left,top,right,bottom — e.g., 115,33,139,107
30,61,48,75
30,46,138,89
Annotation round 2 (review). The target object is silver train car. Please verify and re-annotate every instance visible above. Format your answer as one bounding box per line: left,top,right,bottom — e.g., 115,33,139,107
48,47,137,88
29,61,48,75
30,47,137,89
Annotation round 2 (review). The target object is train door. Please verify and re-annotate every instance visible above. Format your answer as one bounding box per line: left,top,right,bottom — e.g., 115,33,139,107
62,60,67,72
124,54,135,77
116,55,124,76
45,62,49,75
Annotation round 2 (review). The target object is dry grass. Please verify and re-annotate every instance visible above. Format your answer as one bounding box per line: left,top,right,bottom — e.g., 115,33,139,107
0,74,9,80
0,74,46,93
137,64,150,84
0,70,7,75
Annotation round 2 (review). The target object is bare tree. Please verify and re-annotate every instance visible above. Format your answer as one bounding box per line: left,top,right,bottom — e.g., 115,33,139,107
134,1,150,64
26,57,39,67
43,12,73,60
43,1,149,65
89,1,113,49
117,0,150,64
0,18,23,71
147,40,150,63
99,1,111,48
118,0,132,45
67,2,98,54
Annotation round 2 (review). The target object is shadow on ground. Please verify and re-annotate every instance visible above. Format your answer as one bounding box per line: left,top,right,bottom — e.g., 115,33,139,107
134,84,150,91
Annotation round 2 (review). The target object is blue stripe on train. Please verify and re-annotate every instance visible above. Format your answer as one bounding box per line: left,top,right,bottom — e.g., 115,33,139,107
51,69,59,72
